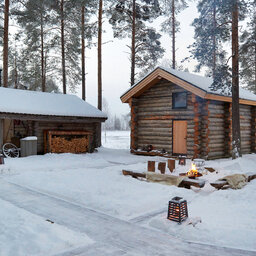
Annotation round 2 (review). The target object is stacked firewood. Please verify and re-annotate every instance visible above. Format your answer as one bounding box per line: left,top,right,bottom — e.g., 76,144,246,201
50,136,89,153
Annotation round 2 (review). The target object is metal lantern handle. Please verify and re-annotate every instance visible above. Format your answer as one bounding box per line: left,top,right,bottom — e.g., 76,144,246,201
2,143,20,158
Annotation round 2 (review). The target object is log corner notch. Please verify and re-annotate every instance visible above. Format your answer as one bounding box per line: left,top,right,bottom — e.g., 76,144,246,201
224,102,232,157
130,98,138,151
251,106,256,153
201,99,210,159
192,94,200,159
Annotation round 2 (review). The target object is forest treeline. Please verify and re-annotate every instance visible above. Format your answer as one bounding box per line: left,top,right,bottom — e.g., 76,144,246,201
0,0,255,95
0,0,255,156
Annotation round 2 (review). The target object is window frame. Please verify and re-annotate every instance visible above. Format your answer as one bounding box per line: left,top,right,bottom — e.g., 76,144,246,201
172,92,187,109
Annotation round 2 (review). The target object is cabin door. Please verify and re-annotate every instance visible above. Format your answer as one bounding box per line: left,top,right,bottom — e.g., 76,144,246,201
173,120,187,155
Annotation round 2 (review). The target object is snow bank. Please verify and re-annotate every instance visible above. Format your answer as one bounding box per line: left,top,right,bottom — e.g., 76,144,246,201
21,136,38,141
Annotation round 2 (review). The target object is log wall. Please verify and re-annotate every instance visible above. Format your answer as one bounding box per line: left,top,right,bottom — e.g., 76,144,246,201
133,79,195,157
131,79,256,159
207,100,226,159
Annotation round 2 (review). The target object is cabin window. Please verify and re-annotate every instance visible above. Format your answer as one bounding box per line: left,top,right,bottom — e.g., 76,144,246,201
172,92,187,109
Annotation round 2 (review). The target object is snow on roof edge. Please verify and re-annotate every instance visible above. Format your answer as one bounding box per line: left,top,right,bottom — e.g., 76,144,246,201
0,87,107,119
121,66,256,103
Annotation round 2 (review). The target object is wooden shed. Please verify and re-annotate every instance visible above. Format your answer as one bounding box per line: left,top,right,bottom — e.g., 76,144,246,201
0,87,107,154
121,67,256,160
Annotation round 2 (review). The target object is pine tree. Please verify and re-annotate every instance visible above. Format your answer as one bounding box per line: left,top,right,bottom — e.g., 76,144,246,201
188,0,231,94
68,0,97,100
0,0,3,47
52,0,82,93
98,0,103,110
160,0,188,69
109,0,164,85
13,0,56,92
231,0,241,159
3,0,9,87
240,1,256,92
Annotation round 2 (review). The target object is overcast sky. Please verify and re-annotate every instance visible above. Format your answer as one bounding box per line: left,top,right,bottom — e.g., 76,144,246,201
75,2,199,117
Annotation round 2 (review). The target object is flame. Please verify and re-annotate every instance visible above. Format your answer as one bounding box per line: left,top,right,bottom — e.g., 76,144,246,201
187,163,199,177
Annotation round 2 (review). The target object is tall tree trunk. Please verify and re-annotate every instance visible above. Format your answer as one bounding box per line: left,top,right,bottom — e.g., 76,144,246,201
81,5,86,101
212,0,216,78
61,0,66,94
131,0,136,85
40,11,46,92
98,0,102,110
231,0,241,159
97,0,103,147
14,53,18,89
3,0,9,87
255,44,256,91
254,13,256,92
171,0,175,69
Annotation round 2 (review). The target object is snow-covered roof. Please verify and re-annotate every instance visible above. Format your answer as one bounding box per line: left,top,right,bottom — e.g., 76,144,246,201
0,87,107,119
121,66,256,103
159,67,256,101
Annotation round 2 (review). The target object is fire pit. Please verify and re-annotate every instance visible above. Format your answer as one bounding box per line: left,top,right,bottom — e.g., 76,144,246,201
179,163,203,178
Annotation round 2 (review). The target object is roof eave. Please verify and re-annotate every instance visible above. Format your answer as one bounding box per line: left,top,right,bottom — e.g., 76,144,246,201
121,67,256,106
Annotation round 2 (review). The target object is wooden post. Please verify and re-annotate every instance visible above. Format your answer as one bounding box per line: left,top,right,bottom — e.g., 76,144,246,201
0,119,3,148
130,98,137,151
201,100,210,159
148,161,155,172
158,162,166,174
168,159,175,172
43,130,47,154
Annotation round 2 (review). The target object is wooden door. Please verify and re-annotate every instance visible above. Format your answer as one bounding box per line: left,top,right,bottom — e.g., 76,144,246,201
173,120,187,154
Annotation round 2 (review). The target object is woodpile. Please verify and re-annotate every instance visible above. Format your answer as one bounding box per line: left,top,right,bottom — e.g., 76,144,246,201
50,136,89,153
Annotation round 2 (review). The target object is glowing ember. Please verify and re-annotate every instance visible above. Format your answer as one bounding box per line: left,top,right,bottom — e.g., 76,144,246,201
187,163,200,177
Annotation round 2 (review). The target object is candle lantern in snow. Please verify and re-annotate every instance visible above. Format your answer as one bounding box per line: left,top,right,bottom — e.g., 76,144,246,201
167,197,188,223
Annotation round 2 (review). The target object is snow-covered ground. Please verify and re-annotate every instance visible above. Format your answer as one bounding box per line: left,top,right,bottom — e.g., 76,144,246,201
0,198,93,256
102,130,130,149
0,130,256,255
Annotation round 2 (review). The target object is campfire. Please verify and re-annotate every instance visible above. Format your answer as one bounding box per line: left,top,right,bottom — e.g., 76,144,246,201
186,163,202,178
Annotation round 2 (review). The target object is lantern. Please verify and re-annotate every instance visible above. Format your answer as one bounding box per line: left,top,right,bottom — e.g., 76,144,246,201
167,196,188,223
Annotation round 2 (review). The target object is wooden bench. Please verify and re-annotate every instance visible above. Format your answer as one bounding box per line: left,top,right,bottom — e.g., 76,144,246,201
210,173,256,190
122,170,206,189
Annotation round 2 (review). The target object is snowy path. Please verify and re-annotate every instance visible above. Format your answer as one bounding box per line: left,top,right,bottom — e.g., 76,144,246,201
0,180,254,256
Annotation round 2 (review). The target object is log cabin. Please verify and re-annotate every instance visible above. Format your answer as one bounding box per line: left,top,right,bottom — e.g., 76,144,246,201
0,87,107,154
121,67,256,160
